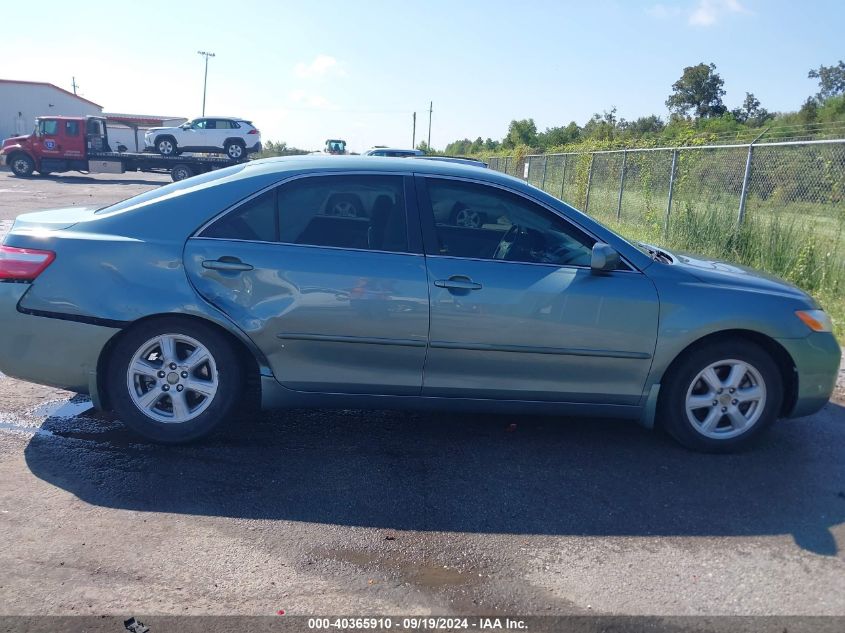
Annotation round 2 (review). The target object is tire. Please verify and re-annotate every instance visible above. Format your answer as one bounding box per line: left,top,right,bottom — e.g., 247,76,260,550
9,153,35,177
107,318,243,444
171,164,194,182
326,193,364,217
156,136,177,156
224,140,246,160
450,203,484,228
658,339,783,453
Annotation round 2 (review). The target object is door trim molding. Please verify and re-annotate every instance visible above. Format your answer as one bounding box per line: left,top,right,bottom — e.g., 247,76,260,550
429,340,651,359
277,332,427,348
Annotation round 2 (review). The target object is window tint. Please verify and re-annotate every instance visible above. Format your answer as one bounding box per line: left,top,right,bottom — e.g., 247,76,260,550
425,179,595,267
65,121,80,136
215,120,233,129
201,175,409,253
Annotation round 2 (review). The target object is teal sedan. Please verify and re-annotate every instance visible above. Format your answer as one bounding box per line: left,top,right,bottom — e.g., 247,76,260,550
0,157,839,451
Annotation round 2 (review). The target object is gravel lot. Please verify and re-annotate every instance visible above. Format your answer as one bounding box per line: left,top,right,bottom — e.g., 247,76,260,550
0,170,843,619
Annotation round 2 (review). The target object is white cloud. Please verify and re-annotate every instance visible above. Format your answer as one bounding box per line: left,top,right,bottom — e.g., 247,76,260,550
288,89,336,110
647,4,682,19
689,0,749,27
293,55,344,79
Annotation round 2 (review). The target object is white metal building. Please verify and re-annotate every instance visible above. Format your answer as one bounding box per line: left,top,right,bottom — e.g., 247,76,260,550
0,79,103,141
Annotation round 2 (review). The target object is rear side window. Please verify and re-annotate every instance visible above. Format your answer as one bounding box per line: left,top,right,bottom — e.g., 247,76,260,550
200,175,409,253
215,120,234,130
201,191,276,241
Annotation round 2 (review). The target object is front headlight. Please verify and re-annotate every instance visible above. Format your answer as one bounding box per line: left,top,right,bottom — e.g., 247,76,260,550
795,309,833,333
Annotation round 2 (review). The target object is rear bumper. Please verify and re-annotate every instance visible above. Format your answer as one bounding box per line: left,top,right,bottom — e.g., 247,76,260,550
247,141,262,154
778,332,841,418
0,283,120,395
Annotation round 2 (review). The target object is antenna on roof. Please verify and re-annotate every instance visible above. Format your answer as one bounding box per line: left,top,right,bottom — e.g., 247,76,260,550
71,77,80,95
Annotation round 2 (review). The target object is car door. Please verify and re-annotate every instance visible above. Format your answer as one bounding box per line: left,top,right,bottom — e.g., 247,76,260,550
416,175,659,405
184,173,429,395
35,119,61,158
181,118,208,151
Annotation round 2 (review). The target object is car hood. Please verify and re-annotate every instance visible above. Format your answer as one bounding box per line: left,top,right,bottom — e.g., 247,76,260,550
144,127,176,134
2,135,29,146
652,245,813,303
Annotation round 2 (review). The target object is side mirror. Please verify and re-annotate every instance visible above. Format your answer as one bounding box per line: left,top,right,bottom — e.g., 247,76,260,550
591,242,620,273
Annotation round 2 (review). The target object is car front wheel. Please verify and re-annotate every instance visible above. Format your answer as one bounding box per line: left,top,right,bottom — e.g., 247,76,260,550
156,137,177,156
9,153,35,177
107,318,243,443
658,339,783,452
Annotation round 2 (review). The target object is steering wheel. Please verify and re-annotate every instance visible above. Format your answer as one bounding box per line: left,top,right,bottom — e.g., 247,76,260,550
493,225,530,261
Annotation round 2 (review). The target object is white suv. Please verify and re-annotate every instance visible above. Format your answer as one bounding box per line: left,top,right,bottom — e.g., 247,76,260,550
144,117,261,160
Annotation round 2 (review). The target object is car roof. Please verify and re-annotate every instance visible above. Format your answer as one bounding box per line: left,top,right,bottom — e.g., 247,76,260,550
240,155,502,181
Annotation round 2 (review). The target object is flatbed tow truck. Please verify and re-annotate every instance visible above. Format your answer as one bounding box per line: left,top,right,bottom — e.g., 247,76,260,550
1,115,245,182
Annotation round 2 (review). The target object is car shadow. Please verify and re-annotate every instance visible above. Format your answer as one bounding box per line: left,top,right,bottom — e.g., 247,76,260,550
23,401,845,556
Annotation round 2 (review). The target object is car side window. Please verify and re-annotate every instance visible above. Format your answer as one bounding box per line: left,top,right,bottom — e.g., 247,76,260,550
424,178,595,267
200,176,409,253
192,119,207,129
201,190,277,242
65,121,80,136
278,175,408,252
216,120,232,130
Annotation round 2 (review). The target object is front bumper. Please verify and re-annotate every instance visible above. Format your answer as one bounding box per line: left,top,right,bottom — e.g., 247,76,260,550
0,283,120,396
778,332,841,418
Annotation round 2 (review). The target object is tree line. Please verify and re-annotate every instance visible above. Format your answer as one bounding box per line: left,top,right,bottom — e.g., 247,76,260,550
441,60,845,156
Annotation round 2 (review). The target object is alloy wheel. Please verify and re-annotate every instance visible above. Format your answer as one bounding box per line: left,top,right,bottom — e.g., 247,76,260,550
685,359,767,439
455,208,482,228
126,333,219,424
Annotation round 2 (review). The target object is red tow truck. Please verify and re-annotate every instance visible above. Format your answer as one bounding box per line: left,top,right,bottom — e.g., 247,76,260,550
1,115,245,182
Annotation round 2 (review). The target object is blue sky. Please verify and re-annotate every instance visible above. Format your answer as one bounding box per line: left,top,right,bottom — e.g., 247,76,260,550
3,0,842,152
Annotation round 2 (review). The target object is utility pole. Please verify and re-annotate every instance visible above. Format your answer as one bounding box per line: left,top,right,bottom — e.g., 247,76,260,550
71,77,79,95
412,112,416,148
427,101,433,149
197,51,216,116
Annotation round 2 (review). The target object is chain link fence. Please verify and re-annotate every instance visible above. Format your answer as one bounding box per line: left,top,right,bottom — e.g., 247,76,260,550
488,139,845,241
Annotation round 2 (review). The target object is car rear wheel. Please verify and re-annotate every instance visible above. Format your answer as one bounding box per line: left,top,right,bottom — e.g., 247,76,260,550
107,318,243,443
225,140,246,160
658,339,782,452
9,153,35,177
170,164,194,182
156,137,177,156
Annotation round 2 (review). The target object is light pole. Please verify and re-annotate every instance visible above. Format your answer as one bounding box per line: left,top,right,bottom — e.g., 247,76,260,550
197,50,215,116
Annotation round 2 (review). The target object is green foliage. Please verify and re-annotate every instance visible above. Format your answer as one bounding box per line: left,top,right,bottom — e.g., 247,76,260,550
731,93,772,126
255,140,309,158
502,119,539,149
665,62,727,119
808,60,845,101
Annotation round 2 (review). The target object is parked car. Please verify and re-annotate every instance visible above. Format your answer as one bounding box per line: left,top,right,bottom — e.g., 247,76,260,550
0,157,839,451
364,147,424,157
144,117,261,159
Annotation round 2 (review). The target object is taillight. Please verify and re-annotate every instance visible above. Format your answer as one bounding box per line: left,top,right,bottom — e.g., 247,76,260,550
0,245,55,281
248,129,259,134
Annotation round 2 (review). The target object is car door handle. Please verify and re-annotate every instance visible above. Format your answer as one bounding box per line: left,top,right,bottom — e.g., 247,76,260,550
202,257,254,272
434,276,482,290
